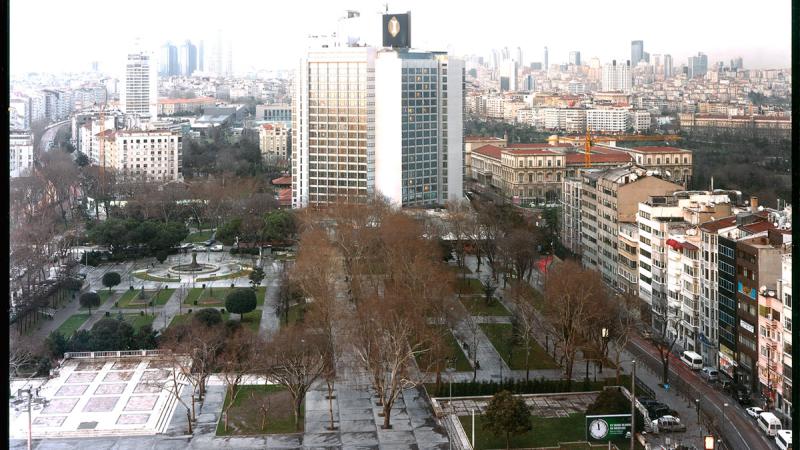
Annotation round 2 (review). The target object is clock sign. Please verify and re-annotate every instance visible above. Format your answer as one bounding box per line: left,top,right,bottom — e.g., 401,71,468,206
589,418,609,439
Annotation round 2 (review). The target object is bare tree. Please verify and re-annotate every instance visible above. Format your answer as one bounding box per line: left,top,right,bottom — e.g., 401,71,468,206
349,294,428,429
607,292,639,384
652,309,680,386
262,324,328,431
159,321,226,421
507,281,540,381
543,260,607,388
499,228,541,283
219,328,261,432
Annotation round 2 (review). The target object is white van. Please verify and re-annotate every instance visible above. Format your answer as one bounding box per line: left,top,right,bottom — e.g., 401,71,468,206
680,350,703,370
776,430,792,450
757,412,782,437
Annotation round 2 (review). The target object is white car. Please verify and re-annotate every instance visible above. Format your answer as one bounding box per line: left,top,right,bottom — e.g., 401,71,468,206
210,244,224,252
745,406,764,418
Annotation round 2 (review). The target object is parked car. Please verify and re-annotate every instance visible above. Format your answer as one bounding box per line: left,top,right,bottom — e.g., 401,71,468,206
210,244,224,252
701,367,719,382
646,404,672,420
651,415,687,433
203,239,216,247
746,407,765,419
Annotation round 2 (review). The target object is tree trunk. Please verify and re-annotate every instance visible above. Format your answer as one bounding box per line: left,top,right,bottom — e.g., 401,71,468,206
506,431,510,449
294,396,303,431
191,393,196,421
382,402,393,429
663,358,670,385
186,410,193,434
525,344,531,381
327,380,336,430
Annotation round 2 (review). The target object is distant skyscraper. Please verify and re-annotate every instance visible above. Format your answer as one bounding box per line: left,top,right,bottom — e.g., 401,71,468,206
91,61,99,72
179,40,198,76
688,52,708,78
293,23,463,208
198,40,205,71
208,30,233,77
569,51,581,66
664,54,673,78
730,57,743,71
159,42,179,76
601,60,632,92
631,40,644,66
500,60,517,91
122,48,158,120
515,46,523,65
544,46,548,70
491,49,499,70
523,74,535,91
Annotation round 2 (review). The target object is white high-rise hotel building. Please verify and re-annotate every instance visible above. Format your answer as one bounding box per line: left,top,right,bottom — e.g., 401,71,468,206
122,48,158,120
601,60,632,93
292,14,464,208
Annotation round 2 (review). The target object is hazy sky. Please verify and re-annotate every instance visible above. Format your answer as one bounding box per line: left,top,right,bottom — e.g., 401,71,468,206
10,0,792,76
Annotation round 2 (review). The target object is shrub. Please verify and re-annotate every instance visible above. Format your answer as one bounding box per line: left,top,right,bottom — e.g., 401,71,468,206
193,308,223,327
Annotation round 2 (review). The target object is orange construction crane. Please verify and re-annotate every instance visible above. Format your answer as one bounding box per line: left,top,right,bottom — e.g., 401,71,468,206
584,126,592,168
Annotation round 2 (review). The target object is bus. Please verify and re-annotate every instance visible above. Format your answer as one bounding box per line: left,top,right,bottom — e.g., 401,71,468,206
757,412,782,437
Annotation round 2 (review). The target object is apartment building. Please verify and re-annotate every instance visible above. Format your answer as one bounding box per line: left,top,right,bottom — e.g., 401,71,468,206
637,192,733,333
665,232,702,352
111,130,183,181
613,146,693,186
259,123,289,162
678,113,792,142
10,131,34,178
757,286,783,412
735,229,790,392
157,97,216,116
580,165,683,287
777,254,792,425
617,222,640,298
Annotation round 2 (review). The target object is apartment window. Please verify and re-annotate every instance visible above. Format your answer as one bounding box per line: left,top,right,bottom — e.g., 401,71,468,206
785,294,792,308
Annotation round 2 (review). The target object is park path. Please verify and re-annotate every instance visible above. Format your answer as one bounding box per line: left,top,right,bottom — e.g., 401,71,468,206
152,286,191,332
79,290,124,331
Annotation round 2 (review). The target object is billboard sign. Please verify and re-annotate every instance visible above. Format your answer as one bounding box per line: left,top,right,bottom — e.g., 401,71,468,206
585,414,631,441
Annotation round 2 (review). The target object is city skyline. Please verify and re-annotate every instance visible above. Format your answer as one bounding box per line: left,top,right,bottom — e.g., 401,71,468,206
10,0,792,75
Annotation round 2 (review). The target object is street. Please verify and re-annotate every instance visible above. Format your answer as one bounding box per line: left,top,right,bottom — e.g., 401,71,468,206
626,334,775,450
38,120,69,153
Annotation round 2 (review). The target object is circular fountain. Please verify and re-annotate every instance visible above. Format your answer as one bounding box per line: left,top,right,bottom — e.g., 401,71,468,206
169,251,219,275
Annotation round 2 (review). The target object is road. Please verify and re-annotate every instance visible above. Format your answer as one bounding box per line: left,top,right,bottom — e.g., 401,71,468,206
626,334,774,450
38,120,69,153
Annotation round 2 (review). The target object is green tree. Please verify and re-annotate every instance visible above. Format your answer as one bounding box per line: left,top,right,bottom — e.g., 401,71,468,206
262,210,296,242
102,272,121,292
225,288,257,320
61,277,84,292
216,218,242,245
90,318,135,351
483,390,532,449
155,249,170,264
45,331,70,359
80,292,102,314
249,267,266,289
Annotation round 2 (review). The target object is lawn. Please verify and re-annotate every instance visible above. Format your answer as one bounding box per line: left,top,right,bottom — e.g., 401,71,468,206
223,310,262,332
460,298,510,316
184,229,214,243
458,413,641,450
456,277,484,295
117,289,175,308
121,313,156,330
56,314,90,337
479,323,558,370
79,290,114,310
415,325,472,372
216,385,302,436
185,287,266,306
196,268,253,282
133,272,178,282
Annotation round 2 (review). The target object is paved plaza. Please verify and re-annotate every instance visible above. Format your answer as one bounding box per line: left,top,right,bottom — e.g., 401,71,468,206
433,392,600,419
9,356,181,439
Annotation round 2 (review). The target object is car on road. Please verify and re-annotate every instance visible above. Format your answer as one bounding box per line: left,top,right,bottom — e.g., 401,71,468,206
210,244,224,252
651,415,687,433
775,429,792,450
745,406,764,419
701,367,719,382
203,239,216,247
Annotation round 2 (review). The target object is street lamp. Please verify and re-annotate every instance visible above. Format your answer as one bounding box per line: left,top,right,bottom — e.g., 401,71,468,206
695,398,701,424
19,388,32,450
600,327,609,373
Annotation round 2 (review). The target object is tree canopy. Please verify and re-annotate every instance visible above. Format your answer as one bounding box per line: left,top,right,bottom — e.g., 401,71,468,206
225,288,257,320
483,390,532,449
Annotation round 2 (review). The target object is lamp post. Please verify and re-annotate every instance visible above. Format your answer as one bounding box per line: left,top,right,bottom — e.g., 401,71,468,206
695,398,700,424
600,327,609,373
471,408,476,448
